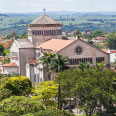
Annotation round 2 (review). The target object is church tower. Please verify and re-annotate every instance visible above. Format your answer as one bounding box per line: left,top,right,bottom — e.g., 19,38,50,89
27,9,63,46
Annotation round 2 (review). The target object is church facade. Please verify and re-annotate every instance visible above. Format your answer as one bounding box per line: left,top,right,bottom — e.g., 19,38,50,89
3,14,110,83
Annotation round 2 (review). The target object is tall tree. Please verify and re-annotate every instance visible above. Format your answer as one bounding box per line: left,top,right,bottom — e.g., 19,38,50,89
107,32,116,49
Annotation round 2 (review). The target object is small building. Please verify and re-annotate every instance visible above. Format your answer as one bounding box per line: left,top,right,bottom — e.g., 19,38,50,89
2,62,19,74
102,49,116,65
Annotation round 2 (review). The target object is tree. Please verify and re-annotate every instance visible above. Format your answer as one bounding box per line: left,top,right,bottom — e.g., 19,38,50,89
92,30,105,37
33,81,58,109
3,76,32,96
50,53,69,73
56,68,116,116
78,62,90,71
40,52,56,72
107,32,116,49
22,110,75,116
0,44,5,56
40,53,69,110
0,96,45,116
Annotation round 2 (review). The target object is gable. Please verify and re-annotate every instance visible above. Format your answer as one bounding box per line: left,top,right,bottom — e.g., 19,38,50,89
10,41,19,53
58,39,108,58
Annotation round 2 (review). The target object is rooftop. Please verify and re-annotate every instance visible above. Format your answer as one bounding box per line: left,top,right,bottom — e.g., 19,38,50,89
2,62,18,67
29,60,37,65
36,39,75,52
31,14,59,25
15,39,34,48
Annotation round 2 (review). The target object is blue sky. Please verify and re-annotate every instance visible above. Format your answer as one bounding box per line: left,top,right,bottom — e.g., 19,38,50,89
0,0,116,13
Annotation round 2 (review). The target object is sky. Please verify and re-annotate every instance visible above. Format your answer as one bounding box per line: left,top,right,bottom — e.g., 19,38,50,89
0,0,116,13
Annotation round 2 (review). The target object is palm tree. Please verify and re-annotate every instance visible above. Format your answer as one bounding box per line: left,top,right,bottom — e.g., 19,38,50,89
50,53,69,73
78,62,90,71
40,52,69,110
40,52,56,69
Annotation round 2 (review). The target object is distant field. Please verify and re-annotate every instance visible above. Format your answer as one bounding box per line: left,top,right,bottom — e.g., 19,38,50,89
0,14,116,36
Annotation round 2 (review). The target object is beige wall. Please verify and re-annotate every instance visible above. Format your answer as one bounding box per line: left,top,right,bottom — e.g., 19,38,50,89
19,48,35,76
3,67,19,74
59,39,110,65
28,25,62,45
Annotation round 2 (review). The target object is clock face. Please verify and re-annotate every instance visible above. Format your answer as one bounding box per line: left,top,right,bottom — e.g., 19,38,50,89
75,46,83,54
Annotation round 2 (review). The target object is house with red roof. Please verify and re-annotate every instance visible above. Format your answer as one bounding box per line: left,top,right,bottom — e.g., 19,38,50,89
102,49,116,65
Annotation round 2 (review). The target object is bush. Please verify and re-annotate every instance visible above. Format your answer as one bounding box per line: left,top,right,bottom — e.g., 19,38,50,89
0,96,45,116
4,76,32,95
22,110,75,116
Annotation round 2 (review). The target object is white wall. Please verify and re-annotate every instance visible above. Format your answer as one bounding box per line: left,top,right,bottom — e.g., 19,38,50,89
110,53,116,63
3,67,19,74
10,41,19,66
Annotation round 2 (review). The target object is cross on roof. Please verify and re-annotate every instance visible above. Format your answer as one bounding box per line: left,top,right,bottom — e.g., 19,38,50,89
43,8,46,15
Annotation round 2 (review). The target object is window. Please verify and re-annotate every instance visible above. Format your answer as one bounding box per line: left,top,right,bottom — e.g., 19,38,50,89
96,57,104,63
11,52,18,61
69,58,93,65
75,46,83,54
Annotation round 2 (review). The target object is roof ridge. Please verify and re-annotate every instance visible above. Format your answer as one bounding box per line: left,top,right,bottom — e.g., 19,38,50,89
31,14,59,25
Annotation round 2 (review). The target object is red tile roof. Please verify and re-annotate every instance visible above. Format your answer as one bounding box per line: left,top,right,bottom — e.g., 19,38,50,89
110,50,116,53
96,37,106,40
36,39,75,52
111,67,116,72
29,60,37,65
2,62,18,67
102,49,108,53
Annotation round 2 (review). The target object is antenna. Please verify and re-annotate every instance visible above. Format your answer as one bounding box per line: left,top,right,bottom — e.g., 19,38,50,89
43,8,46,15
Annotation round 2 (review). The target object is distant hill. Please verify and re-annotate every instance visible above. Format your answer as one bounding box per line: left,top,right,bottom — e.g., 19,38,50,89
6,11,116,17
0,11,116,36
0,14,9,17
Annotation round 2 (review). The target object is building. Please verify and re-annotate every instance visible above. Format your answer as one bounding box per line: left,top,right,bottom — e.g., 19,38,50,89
3,13,110,83
102,49,116,65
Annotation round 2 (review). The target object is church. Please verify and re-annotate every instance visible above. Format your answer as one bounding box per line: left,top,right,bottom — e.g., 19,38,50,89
3,12,110,83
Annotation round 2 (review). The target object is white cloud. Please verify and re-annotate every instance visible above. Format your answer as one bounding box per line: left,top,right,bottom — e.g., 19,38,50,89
0,0,116,13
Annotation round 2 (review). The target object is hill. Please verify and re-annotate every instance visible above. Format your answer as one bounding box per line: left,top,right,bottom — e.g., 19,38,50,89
0,11,116,36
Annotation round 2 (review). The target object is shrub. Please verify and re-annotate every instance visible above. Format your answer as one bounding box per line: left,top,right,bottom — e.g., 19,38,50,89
0,96,45,116
4,76,32,95
22,110,75,116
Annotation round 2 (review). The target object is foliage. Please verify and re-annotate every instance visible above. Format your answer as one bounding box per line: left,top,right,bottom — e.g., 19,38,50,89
40,53,69,73
107,32,116,49
92,30,105,37
0,87,12,102
33,81,58,109
4,49,10,56
21,110,75,116
2,76,32,96
0,96,45,116
56,68,116,116
78,62,90,71
34,81,58,101
1,57,10,64
0,44,6,56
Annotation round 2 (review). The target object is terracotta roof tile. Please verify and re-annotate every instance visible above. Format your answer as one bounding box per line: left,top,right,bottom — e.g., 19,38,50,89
102,49,108,53
3,62,18,67
110,50,116,53
111,67,116,72
36,39,75,52
29,60,37,65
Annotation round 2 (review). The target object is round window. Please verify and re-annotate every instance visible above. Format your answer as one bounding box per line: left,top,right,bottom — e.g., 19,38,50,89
75,46,83,54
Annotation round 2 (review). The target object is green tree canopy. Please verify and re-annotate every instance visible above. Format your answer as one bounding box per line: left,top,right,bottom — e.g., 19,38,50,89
0,96,45,116
107,32,116,49
56,68,116,116
1,76,32,96
0,44,5,56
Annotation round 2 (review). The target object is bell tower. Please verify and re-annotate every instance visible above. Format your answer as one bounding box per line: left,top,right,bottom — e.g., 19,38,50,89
27,9,63,46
